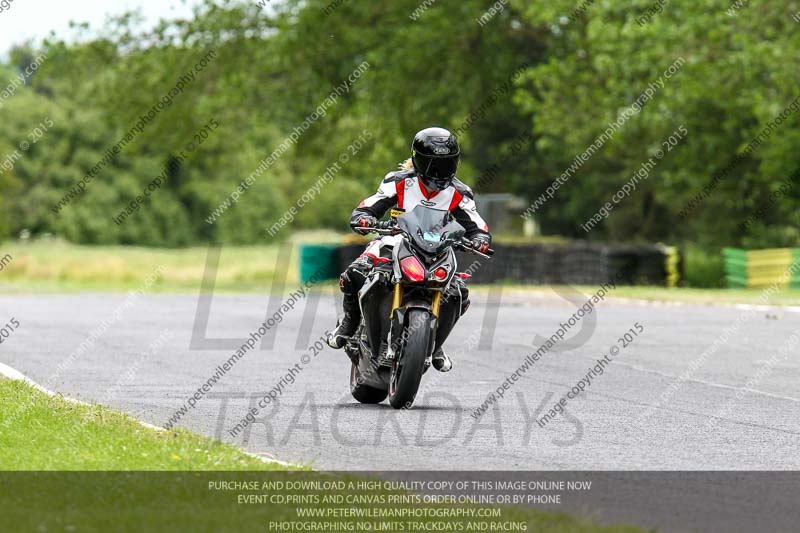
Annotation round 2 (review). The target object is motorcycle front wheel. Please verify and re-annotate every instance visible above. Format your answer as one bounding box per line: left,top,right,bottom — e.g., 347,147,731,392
388,309,431,409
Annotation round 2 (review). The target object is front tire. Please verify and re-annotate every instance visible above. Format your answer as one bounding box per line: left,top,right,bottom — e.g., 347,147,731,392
389,309,432,409
350,363,388,404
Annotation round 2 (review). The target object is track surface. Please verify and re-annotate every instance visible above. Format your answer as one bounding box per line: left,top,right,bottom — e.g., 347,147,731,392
5,290,800,531
2,290,798,471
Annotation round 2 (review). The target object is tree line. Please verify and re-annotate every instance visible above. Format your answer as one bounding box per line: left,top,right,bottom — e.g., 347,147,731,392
0,0,796,249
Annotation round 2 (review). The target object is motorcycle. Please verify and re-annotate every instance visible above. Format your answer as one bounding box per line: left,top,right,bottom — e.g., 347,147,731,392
345,205,494,409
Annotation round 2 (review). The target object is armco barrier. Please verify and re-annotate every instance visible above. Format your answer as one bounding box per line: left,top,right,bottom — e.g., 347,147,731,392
331,241,676,286
723,248,800,289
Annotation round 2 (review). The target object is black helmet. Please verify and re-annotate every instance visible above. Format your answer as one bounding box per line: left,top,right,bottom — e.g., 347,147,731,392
411,127,460,191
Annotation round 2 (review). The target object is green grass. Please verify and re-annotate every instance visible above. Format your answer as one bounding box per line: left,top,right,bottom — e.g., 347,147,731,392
0,237,308,292
0,378,293,470
603,285,800,305
0,378,646,533
500,284,800,306
3,238,796,306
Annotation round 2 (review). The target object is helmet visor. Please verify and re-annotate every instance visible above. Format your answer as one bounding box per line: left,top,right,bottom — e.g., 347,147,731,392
417,154,458,184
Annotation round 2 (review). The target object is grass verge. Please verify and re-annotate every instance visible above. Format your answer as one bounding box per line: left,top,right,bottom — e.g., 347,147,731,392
3,239,796,306
0,238,302,292
0,377,293,470
499,285,800,306
0,378,645,533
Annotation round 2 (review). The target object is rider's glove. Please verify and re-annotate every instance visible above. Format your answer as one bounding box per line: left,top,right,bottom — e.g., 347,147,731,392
471,235,491,254
352,215,377,234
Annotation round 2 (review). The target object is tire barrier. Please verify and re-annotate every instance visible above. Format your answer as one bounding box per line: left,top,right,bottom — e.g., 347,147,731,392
664,246,681,288
329,242,677,286
723,248,800,288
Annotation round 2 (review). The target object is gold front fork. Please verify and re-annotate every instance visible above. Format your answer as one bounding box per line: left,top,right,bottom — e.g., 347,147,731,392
390,284,403,318
389,285,442,318
431,291,442,318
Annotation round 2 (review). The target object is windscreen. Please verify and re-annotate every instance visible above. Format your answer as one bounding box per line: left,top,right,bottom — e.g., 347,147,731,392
396,205,466,254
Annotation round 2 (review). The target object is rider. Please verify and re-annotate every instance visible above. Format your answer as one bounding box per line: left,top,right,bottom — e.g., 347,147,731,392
327,127,492,372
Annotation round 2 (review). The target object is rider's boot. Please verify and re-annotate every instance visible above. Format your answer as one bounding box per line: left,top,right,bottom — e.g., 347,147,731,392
432,346,452,372
327,296,361,349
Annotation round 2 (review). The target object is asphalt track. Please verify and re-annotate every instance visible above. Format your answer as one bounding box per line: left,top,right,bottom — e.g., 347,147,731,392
2,290,800,531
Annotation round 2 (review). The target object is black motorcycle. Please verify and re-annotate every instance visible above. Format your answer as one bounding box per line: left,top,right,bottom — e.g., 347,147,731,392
345,205,493,409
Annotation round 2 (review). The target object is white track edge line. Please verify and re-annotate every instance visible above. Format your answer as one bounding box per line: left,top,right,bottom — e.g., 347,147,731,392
502,289,800,313
0,362,293,467
610,297,800,313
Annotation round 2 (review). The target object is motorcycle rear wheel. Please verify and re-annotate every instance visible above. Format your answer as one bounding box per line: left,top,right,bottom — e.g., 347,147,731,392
350,362,388,404
389,309,431,409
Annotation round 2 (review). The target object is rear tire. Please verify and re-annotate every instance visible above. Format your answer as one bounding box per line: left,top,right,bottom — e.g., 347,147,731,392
389,309,432,409
350,363,388,404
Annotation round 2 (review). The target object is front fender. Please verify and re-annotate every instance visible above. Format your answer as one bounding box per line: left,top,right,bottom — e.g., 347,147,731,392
391,302,437,363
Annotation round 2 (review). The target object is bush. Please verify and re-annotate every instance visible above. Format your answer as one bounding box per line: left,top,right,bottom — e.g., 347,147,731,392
682,245,726,288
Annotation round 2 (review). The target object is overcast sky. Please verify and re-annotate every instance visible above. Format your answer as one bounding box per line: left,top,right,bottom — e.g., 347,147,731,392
0,0,206,56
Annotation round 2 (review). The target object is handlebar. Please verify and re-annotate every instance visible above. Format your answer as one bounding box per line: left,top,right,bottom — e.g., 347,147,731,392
456,238,495,259
357,221,494,258
352,219,395,235
368,220,397,235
